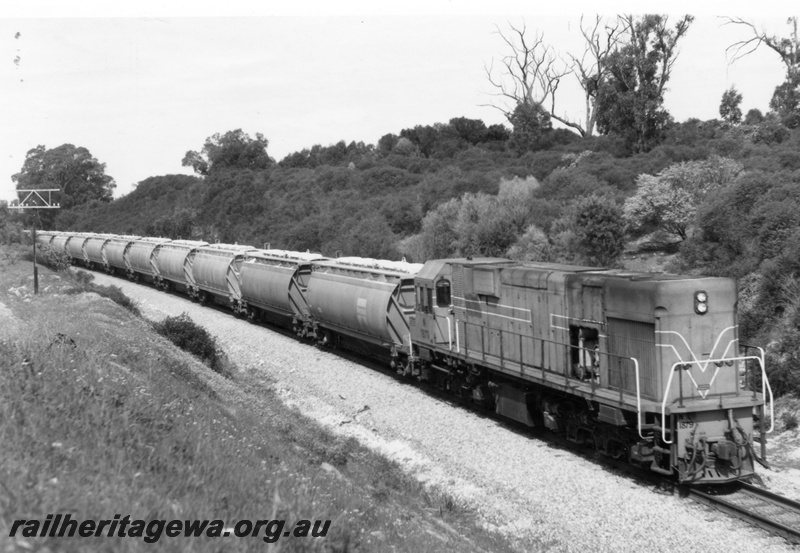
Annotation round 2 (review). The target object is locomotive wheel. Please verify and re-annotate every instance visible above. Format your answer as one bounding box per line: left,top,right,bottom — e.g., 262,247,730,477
607,440,628,460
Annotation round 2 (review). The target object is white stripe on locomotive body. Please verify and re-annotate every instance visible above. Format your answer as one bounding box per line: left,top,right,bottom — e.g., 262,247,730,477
452,295,532,323
656,326,738,373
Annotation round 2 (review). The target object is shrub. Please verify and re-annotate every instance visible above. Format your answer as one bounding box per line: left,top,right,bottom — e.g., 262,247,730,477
153,313,231,376
782,411,799,431
73,269,95,286
21,244,71,272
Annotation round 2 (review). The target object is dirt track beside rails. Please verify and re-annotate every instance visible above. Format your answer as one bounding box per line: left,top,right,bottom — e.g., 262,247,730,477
90,272,797,552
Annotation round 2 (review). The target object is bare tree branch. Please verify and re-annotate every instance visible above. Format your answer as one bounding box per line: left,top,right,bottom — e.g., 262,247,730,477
567,15,622,137
724,16,800,78
483,22,579,133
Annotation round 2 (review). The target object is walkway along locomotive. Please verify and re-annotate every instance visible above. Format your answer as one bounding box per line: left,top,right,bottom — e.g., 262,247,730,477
37,231,774,485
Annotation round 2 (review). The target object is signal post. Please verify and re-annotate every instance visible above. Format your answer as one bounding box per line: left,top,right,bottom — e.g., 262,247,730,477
9,188,61,295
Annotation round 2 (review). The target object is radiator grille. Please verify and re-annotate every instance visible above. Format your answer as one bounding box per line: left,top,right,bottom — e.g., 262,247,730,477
452,265,464,309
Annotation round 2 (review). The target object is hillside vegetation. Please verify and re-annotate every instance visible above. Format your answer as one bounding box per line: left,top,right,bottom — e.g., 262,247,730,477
11,117,798,397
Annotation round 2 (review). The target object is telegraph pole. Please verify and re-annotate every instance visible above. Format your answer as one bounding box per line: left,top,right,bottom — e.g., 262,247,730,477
9,188,61,295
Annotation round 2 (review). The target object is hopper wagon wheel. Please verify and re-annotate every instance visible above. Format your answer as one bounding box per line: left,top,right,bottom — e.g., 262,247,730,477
197,290,208,304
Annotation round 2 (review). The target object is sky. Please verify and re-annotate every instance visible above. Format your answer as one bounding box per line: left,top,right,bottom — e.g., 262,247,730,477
0,2,793,202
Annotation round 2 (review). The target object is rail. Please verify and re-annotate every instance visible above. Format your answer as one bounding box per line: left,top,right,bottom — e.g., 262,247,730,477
688,483,800,544
660,349,774,444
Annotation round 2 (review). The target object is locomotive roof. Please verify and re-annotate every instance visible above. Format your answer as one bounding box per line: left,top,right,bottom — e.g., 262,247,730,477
416,258,513,281
419,257,725,285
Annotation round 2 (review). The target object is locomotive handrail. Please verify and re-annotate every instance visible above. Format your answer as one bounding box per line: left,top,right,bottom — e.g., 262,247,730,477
660,352,774,444
452,317,644,436
631,357,644,439
754,346,774,435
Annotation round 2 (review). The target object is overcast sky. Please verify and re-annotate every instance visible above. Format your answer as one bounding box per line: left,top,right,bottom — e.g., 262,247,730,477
0,2,792,202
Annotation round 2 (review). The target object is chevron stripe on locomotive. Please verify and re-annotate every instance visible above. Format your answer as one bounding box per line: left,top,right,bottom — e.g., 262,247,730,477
38,230,774,485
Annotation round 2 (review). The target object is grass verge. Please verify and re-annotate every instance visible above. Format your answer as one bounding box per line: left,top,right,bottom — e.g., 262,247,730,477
0,244,523,552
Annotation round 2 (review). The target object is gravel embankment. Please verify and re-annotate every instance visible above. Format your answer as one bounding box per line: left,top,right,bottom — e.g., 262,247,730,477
91,273,796,552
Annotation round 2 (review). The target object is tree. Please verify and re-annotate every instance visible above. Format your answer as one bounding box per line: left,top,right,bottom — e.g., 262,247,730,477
719,86,743,124
12,144,116,210
449,117,488,145
146,207,198,239
624,156,744,241
572,195,626,266
744,108,765,125
567,16,623,137
508,101,552,154
182,129,273,176
595,14,694,152
506,224,553,262
726,17,800,128
769,73,800,128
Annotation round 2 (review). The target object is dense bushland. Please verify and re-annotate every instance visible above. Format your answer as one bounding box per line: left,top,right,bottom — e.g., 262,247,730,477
8,113,800,397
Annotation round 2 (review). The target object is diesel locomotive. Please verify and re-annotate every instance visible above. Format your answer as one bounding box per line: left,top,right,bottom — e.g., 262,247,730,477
36,230,774,485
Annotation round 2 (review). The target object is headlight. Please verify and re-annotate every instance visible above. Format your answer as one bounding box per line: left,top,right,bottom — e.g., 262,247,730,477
694,290,708,315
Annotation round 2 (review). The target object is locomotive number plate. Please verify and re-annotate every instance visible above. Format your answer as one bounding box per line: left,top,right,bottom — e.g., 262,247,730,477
678,421,694,429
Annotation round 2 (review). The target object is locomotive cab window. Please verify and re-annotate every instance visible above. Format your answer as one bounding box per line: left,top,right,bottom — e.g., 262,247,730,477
435,278,451,307
570,326,600,383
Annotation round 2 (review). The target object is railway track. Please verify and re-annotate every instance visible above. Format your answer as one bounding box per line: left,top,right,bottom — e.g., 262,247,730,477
688,482,800,545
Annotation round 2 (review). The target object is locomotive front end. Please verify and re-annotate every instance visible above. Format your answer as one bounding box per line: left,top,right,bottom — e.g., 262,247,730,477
647,278,772,483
